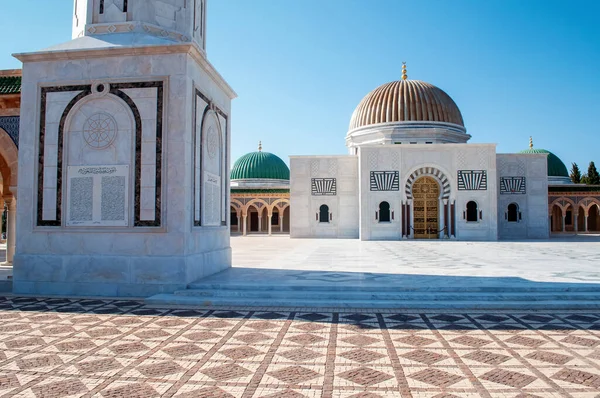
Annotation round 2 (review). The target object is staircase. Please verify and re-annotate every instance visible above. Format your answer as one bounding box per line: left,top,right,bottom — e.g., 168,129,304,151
146,271,600,310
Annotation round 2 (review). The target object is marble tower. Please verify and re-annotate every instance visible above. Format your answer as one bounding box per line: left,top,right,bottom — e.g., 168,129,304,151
13,0,236,296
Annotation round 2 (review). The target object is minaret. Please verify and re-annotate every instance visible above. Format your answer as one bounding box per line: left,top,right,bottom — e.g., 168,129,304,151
73,0,207,52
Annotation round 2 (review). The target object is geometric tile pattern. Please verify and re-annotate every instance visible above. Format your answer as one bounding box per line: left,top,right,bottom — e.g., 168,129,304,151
0,297,600,397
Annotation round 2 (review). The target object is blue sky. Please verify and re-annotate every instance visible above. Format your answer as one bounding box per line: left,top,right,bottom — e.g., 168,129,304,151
1,0,599,172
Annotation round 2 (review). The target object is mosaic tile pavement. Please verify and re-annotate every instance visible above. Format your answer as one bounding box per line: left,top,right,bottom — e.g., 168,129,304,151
0,297,600,397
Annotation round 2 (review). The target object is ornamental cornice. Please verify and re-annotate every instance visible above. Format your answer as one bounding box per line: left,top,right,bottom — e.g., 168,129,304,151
85,22,190,43
13,43,236,100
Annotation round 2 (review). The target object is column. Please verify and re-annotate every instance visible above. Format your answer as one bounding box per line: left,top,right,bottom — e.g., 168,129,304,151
242,214,247,236
237,212,241,233
440,199,450,238
0,197,4,242
4,196,15,265
574,212,579,233
258,214,262,233
584,214,589,233
268,213,272,236
280,213,284,233
408,200,414,239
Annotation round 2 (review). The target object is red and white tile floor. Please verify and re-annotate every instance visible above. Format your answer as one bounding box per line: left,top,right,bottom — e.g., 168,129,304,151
0,297,599,397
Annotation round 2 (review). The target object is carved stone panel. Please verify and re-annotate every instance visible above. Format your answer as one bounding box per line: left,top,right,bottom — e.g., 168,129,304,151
66,165,129,227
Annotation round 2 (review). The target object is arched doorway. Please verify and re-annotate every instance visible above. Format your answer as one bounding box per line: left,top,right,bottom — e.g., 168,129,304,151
564,205,574,232
248,205,259,232
577,206,586,232
282,207,290,233
589,205,600,232
230,206,239,233
412,176,440,239
550,204,562,232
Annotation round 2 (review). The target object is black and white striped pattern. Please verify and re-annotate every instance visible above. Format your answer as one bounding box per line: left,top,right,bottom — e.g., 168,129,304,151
370,171,399,191
500,176,526,194
458,170,487,190
311,178,336,196
405,167,451,199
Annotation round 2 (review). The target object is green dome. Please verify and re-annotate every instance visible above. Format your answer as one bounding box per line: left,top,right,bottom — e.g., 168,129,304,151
231,150,290,181
518,148,569,177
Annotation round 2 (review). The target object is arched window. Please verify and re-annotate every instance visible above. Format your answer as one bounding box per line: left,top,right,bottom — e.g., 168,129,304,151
507,203,519,222
319,205,329,223
466,201,478,222
379,201,391,222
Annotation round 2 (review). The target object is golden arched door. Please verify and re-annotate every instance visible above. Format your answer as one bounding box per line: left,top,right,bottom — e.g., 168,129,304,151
412,176,440,239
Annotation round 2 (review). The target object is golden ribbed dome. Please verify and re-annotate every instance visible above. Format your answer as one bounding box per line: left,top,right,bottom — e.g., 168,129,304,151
349,79,464,131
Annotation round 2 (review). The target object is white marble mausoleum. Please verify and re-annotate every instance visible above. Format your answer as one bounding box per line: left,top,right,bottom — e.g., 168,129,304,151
290,64,555,241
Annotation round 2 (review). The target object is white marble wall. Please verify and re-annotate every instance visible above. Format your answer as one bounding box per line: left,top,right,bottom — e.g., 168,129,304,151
14,47,234,297
497,153,549,239
358,144,498,241
290,156,359,238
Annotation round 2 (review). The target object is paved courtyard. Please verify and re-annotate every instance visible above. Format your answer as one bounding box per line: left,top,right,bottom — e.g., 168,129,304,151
228,236,600,285
1,298,600,397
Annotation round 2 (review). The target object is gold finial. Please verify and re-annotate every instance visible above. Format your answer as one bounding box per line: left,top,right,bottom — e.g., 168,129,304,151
258,141,262,152
529,136,533,149
402,62,408,80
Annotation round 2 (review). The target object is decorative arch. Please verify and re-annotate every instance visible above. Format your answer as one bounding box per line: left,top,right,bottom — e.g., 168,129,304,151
0,127,18,194
578,197,600,215
245,199,270,215
230,198,243,211
271,199,290,213
405,166,451,199
549,197,577,214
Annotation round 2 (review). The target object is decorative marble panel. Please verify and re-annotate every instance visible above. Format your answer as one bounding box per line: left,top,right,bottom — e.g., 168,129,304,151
311,178,336,196
500,177,526,194
370,171,399,191
36,81,164,227
457,170,488,191
193,88,229,227
66,165,129,227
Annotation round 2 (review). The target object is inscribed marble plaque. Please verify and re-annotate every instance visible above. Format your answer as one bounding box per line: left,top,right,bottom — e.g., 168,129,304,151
66,165,129,226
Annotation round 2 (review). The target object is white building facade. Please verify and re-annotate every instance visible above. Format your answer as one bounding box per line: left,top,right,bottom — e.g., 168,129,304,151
290,66,549,241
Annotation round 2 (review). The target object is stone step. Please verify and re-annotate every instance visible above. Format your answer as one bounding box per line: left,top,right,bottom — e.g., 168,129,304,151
186,282,600,294
173,289,600,302
145,294,600,310
0,280,12,293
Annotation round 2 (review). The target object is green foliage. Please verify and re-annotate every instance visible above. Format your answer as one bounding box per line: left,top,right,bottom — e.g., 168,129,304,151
581,174,589,184
587,161,600,185
570,162,582,183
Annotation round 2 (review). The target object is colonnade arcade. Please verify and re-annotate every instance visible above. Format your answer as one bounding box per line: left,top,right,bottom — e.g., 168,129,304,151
230,198,290,235
0,127,18,265
550,197,600,234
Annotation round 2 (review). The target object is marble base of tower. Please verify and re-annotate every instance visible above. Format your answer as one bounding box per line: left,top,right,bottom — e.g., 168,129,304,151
13,38,235,297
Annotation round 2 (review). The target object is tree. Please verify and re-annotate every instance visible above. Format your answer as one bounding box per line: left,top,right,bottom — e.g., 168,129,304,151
587,161,600,185
570,162,582,183
581,174,589,184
